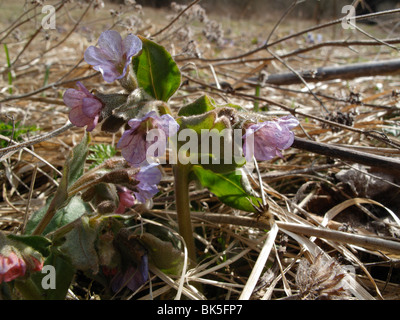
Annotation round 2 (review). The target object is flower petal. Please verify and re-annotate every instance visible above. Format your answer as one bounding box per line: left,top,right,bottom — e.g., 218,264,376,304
82,97,103,118
69,106,93,128
122,34,142,60
136,163,162,186
84,46,122,83
63,89,87,108
97,30,123,62
120,132,147,166
157,114,180,137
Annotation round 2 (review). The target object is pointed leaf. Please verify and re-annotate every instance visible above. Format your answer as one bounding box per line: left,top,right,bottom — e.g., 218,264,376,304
191,165,260,212
178,95,216,116
7,234,52,257
132,36,181,102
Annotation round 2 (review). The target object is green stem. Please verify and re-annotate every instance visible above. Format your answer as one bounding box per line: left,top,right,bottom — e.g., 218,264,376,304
254,85,260,112
174,163,197,265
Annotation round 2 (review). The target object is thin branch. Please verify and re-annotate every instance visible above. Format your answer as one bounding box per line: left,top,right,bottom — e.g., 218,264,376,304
151,0,201,37
0,122,74,161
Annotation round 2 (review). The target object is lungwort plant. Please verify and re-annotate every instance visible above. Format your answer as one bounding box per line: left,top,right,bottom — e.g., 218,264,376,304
0,30,298,300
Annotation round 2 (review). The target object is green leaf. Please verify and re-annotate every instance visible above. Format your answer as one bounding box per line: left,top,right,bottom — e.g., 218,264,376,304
7,234,52,257
24,134,90,236
59,216,99,274
25,196,92,235
177,110,245,172
132,36,181,102
138,233,184,275
55,131,90,207
178,95,216,116
66,132,91,186
191,165,260,212
31,251,75,300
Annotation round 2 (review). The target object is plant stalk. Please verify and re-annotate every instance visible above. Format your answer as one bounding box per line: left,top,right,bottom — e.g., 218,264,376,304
174,163,197,265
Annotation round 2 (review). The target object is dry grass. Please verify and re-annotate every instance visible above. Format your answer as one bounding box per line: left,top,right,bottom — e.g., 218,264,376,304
1,0,400,300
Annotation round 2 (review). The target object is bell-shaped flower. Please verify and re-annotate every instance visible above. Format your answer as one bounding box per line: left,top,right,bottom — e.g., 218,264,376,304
84,30,142,83
63,82,103,132
115,164,162,212
243,115,299,162
134,163,162,203
117,111,179,166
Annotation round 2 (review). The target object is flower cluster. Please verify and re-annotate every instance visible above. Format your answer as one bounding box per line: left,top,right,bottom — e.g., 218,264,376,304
62,29,299,219
63,31,180,213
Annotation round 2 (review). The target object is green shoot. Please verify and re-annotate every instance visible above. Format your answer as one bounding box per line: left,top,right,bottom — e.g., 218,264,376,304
87,144,117,168
0,120,39,148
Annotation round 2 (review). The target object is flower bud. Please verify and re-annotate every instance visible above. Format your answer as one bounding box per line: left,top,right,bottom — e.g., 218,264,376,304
0,232,43,283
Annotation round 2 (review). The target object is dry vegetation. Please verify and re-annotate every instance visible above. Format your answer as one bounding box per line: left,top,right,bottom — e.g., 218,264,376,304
1,0,400,300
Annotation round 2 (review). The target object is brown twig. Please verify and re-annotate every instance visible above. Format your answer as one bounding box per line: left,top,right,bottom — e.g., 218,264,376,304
0,122,74,161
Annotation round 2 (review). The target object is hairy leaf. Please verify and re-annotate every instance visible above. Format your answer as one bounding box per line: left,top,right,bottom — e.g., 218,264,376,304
59,216,99,274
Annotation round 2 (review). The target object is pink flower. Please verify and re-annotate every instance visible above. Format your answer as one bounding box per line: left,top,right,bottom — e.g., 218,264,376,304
0,233,44,284
84,30,142,83
29,256,44,272
116,187,136,213
0,251,26,283
117,111,179,166
243,115,299,162
63,82,103,132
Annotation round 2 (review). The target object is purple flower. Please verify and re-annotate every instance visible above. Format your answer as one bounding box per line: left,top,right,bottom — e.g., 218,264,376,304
134,163,162,203
111,254,149,292
243,115,299,162
110,255,148,293
63,82,103,132
117,111,179,166
115,164,162,211
84,30,142,83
